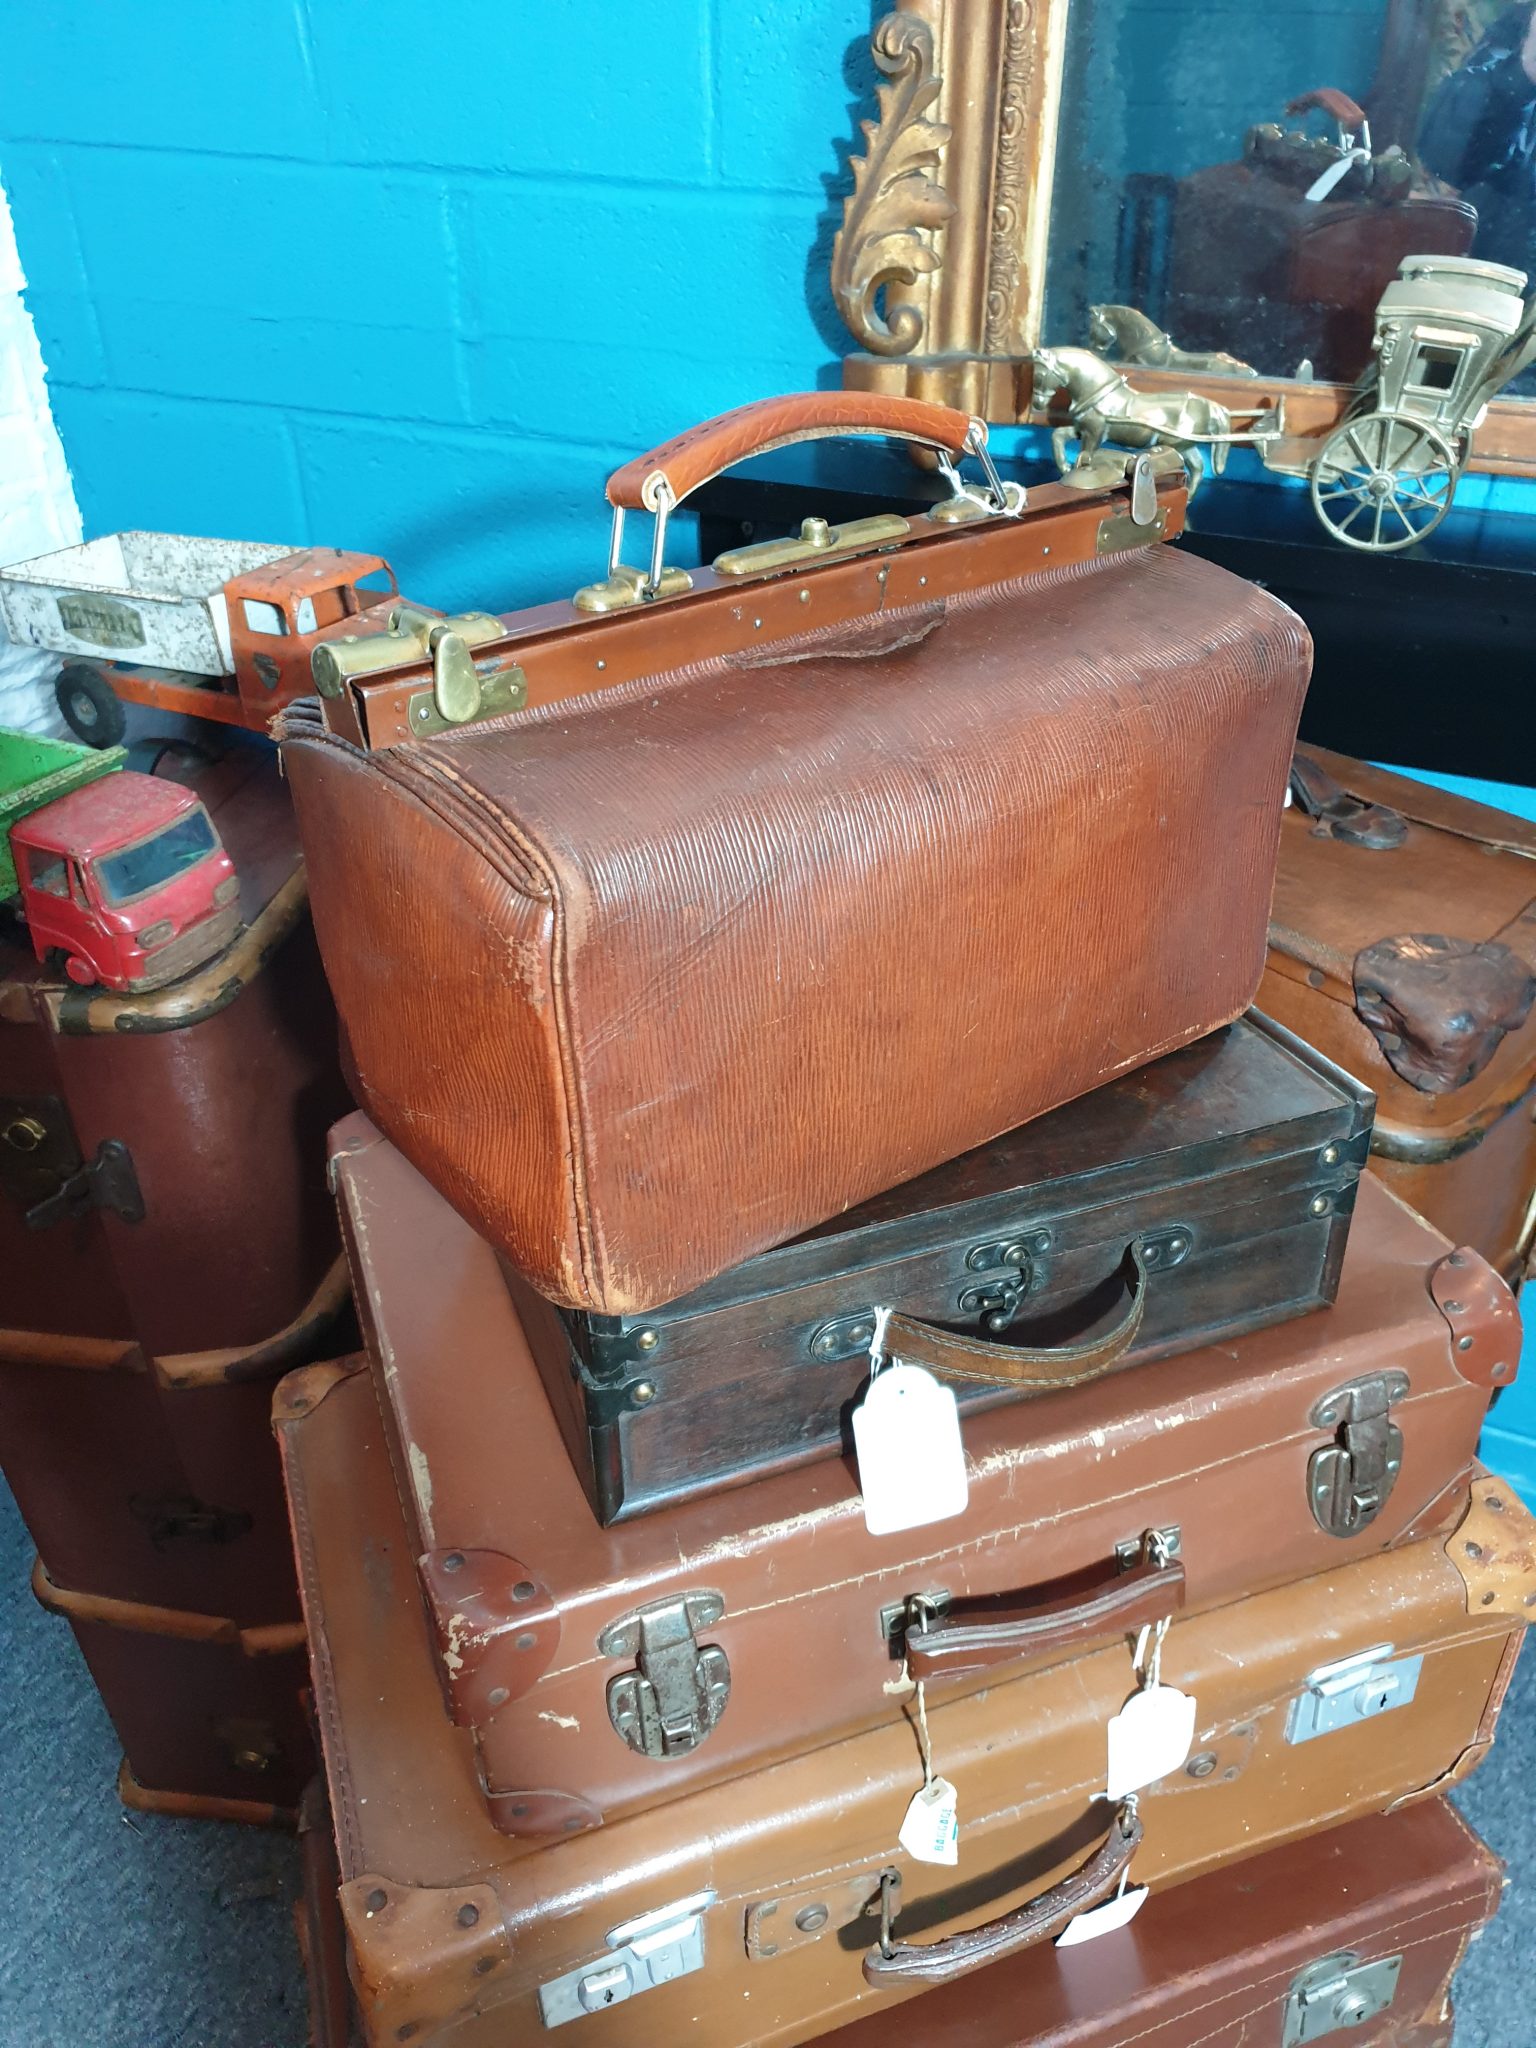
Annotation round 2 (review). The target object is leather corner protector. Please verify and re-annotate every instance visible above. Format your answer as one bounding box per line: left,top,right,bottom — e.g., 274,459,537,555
479,1784,604,1839
745,1867,896,1962
340,1875,511,2031
418,1548,560,1721
1149,1719,1262,1794
1430,1251,1521,1390
1445,1475,1536,1619
271,1355,368,1424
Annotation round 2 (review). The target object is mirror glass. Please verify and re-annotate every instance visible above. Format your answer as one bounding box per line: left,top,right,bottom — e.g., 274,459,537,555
1041,0,1536,396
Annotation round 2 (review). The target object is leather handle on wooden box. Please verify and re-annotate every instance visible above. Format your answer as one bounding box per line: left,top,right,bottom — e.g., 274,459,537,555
865,1804,1144,1985
904,1554,1186,1682
879,1241,1150,1391
605,392,977,512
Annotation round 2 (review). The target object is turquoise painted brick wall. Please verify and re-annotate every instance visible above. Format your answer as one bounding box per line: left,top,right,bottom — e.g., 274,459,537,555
0,1,871,612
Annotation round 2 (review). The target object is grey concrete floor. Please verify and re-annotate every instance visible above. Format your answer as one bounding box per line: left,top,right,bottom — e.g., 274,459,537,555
0,1457,1530,2048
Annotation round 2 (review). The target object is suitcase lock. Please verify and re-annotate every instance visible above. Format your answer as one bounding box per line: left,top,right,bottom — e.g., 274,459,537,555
598,1592,730,1760
1281,1950,1403,2044
1306,1372,1408,1538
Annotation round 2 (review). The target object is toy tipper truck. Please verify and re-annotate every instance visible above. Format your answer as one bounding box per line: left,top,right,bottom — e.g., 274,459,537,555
2,729,238,992
0,533,405,746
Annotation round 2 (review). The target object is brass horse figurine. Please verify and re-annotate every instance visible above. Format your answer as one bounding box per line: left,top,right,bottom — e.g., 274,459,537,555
1088,304,1259,379
1032,345,1237,493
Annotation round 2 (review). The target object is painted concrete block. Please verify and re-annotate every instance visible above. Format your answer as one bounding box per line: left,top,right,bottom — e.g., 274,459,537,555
715,0,872,193
0,3,323,161
303,0,713,182
49,389,307,552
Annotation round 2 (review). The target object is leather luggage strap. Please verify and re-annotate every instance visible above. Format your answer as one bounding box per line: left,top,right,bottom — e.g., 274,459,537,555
865,1804,1144,1985
878,1242,1149,1390
605,391,977,512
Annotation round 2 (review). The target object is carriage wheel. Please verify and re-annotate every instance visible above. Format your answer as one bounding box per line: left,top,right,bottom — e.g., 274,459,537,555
1309,413,1460,553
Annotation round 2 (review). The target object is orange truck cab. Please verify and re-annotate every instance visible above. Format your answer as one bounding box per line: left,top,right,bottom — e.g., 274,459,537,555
11,773,239,993
221,549,400,725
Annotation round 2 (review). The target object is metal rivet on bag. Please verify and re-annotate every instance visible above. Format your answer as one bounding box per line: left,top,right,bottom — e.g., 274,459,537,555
366,1888,388,1912
397,2025,420,2042
1488,1495,1508,1513
514,1633,537,1653
475,1956,497,1976
1482,1592,1497,1606
510,1802,529,1818
631,1382,657,1406
1321,1144,1340,1166
512,1580,537,1603
1309,1195,1330,1217
1459,1336,1475,1352
1308,968,1326,988
457,1904,480,1928
1443,1300,1466,1314
443,1552,465,1573
1465,1542,1484,1560
634,1329,659,1353
795,1905,829,1933
488,1687,510,1708
1185,1752,1217,1779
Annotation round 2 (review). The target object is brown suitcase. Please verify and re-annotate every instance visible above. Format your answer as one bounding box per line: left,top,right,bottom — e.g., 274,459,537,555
0,738,351,1623
31,1557,313,1823
819,1798,1502,2048
495,1010,1376,1522
294,1789,1502,2048
278,390,1311,1315
277,1356,1531,2048
331,1112,1513,1838
1264,746,1536,1285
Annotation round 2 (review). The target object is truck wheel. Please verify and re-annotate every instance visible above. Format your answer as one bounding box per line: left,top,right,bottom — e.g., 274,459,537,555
56,663,128,748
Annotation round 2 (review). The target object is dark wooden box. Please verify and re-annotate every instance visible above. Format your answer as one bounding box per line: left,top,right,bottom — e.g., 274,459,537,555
507,1012,1375,1524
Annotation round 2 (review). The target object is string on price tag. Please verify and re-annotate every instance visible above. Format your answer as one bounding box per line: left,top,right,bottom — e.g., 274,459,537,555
895,1599,960,1866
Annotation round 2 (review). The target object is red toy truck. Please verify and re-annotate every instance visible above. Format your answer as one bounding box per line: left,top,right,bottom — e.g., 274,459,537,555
0,534,405,746
3,731,238,992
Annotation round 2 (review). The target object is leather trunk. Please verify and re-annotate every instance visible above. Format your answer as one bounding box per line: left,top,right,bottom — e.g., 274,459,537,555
32,1556,313,1823
292,1789,1502,2048
330,1115,1512,1838
0,739,351,1624
1263,746,1536,1285
278,395,1310,1316
276,1357,1531,2048
497,1011,1376,1521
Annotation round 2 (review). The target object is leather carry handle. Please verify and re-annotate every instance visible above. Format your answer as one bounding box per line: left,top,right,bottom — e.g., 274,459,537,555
605,392,978,513
865,1804,1144,1986
904,1554,1186,1682
1286,87,1368,131
879,1241,1149,1391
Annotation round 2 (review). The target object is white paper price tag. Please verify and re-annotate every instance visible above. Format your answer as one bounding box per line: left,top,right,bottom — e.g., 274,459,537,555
852,1364,969,1536
1055,1884,1149,1947
898,1777,959,1866
1105,1684,1198,1801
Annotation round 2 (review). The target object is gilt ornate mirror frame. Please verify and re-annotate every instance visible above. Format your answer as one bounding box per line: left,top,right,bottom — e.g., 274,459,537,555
832,0,1536,478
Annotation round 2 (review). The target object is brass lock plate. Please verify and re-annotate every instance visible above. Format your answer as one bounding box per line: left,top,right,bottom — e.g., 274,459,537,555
1096,507,1170,554
712,513,911,580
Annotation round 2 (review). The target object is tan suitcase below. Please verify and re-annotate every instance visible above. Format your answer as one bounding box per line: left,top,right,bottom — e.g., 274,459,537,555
279,1359,1533,2048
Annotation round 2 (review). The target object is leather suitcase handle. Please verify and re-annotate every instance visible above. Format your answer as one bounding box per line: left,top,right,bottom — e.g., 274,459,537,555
904,1554,1186,1682
1289,751,1406,848
865,1804,1144,1985
605,392,977,513
879,1241,1149,1391
1286,87,1367,131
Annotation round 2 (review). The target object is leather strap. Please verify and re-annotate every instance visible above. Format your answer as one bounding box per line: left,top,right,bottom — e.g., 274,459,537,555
605,393,976,512
864,1806,1144,1985
1289,751,1407,849
880,1242,1149,1390
905,1556,1186,1682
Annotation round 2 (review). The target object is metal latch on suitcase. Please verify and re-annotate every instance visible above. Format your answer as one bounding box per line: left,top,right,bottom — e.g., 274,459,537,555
1307,1371,1408,1537
599,1592,731,1759
537,1891,715,2029
1282,1950,1402,2044
1286,1644,1423,1744
1,1094,145,1228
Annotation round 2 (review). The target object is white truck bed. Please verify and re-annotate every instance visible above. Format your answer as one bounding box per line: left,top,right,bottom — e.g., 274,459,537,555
0,532,297,677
